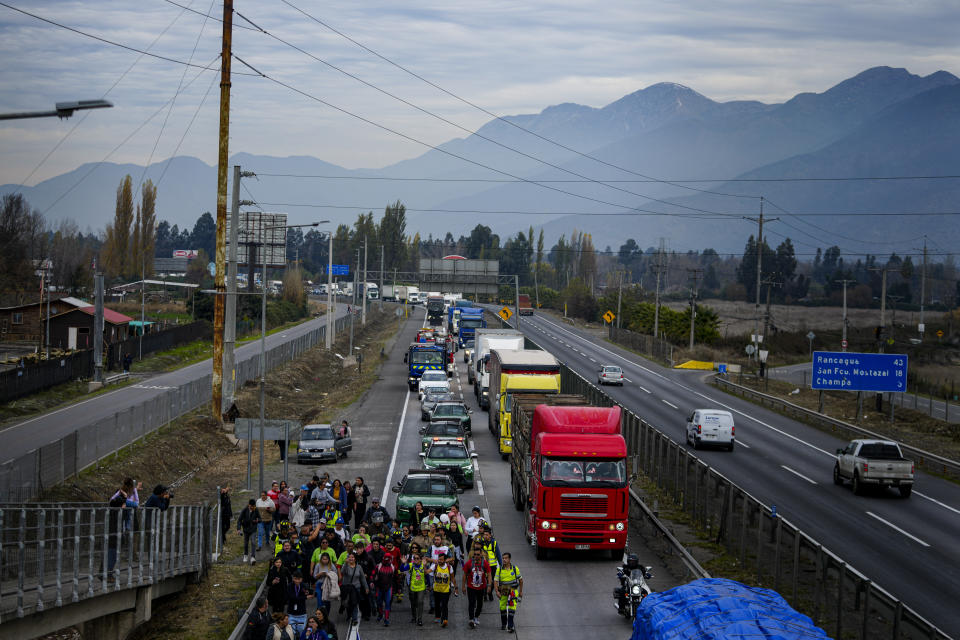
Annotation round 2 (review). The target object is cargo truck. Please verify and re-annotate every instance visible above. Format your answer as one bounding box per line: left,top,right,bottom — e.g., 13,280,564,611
471,329,524,406
426,295,445,327
510,400,628,559
457,307,485,348
518,294,533,315
404,343,446,390
487,349,561,457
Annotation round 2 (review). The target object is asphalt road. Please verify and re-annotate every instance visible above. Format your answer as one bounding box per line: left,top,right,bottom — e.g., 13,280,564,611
507,310,960,634
0,304,350,465
280,308,678,640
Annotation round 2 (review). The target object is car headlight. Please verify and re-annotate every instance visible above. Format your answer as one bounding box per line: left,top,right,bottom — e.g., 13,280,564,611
616,522,625,531
631,585,642,595
504,439,512,446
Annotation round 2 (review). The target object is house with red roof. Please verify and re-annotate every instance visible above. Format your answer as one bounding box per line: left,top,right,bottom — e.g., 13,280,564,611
47,305,133,351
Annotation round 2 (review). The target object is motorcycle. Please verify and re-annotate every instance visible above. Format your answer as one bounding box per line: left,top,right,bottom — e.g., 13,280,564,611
614,566,653,620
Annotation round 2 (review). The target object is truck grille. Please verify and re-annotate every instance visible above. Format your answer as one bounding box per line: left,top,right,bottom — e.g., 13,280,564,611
559,494,607,518
560,533,605,544
562,521,607,531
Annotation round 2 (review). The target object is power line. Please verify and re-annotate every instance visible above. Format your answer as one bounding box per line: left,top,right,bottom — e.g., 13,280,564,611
764,197,927,247
274,0,755,201
0,2,257,75
156,63,220,188
162,0,258,30
230,9,749,218
231,57,745,222
250,172,960,185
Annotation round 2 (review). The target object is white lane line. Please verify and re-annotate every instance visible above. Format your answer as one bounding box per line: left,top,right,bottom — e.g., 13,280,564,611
469,440,475,452
638,386,650,393
661,399,679,410
476,480,484,495
780,464,817,485
914,491,960,517
482,508,490,522
589,357,597,363
866,511,931,547
736,439,751,449
381,387,411,503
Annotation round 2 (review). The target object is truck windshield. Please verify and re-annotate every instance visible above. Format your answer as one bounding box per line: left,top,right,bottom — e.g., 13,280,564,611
461,319,483,328
412,351,444,365
541,458,627,487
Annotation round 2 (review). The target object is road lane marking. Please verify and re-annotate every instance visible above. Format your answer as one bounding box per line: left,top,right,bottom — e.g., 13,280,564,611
469,440,475,452
589,357,597,363
914,491,960,516
638,386,650,393
661,399,679,410
476,480,484,495
865,511,930,547
736,439,751,449
780,465,817,485
380,387,411,503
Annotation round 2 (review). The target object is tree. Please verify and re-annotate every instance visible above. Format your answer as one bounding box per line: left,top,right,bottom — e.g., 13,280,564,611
380,201,407,271
186,249,211,284
132,179,157,277
189,212,216,258
102,175,135,278
465,224,499,260
0,194,46,294
736,234,775,301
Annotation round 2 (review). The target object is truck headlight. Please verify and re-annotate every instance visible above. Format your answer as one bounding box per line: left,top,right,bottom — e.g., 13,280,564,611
541,520,550,529
616,522,625,531
503,439,512,446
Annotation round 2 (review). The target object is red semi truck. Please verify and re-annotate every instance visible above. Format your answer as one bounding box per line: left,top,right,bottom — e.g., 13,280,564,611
510,398,628,559
517,294,533,315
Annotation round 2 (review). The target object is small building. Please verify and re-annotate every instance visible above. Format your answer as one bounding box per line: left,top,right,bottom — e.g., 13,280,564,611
48,306,133,351
0,297,89,342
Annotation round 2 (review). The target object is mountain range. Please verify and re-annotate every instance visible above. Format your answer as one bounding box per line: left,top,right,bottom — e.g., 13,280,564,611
3,66,958,254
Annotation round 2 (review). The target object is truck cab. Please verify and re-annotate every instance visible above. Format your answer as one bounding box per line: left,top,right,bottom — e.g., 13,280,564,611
405,343,446,390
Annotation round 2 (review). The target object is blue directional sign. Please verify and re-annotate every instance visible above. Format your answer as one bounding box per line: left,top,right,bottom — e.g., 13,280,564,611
326,264,349,276
811,351,908,392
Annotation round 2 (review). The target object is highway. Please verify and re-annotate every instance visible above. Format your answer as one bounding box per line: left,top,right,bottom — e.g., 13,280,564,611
508,310,960,634
301,308,678,640
0,303,350,466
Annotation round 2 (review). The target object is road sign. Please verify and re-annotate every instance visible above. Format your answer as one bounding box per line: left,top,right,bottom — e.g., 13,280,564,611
745,344,756,355
234,418,302,440
328,264,349,276
603,310,615,323
498,306,513,321
811,351,908,392
841,339,848,349
937,330,944,338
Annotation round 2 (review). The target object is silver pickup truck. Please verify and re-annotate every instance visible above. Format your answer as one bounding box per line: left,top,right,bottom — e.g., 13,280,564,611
833,439,914,498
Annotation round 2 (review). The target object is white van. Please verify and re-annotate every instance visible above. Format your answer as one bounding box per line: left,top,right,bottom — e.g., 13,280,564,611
685,409,735,451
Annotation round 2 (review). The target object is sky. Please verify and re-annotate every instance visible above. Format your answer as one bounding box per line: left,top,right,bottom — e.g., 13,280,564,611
0,0,958,188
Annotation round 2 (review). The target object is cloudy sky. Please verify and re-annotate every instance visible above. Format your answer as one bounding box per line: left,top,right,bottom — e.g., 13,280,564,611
0,0,958,187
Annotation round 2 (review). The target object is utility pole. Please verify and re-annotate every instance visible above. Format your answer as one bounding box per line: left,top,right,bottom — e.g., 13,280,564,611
836,279,856,351
745,198,777,361
223,165,255,414
325,231,333,349
93,272,104,382
616,270,624,330
869,266,900,353
211,0,234,418
919,237,927,340
362,238,368,326
653,239,665,340
688,268,703,350
761,278,781,348
379,244,384,312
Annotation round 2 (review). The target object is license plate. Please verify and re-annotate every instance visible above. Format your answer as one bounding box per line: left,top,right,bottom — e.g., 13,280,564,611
574,544,591,550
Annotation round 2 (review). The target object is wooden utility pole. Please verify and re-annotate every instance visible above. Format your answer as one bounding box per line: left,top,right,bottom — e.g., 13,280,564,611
761,278,781,347
836,279,856,351
687,268,703,350
745,198,777,362
211,0,233,418
653,239,666,339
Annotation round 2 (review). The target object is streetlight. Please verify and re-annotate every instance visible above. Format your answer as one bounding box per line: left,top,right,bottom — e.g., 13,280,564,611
0,99,113,120
256,221,328,492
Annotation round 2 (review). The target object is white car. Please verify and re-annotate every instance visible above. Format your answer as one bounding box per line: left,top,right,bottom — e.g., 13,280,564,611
598,365,624,386
685,409,735,451
418,370,450,398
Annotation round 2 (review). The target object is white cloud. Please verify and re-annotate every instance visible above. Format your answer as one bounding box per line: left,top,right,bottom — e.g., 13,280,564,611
0,0,957,184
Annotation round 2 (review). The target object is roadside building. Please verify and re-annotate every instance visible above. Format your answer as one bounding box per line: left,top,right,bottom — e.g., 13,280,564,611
0,297,88,343
48,306,133,351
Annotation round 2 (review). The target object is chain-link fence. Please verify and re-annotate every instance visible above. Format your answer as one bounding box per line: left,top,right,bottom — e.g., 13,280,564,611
1,312,353,501
557,361,950,640
0,504,209,623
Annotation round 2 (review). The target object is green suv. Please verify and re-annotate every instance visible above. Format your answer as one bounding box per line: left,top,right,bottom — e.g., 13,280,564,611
419,438,477,489
419,420,468,452
391,469,463,526
429,401,473,433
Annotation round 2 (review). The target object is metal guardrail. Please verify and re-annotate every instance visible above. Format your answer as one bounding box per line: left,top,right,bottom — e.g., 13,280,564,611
225,576,268,640
555,361,952,640
714,376,960,478
0,504,210,623
104,372,129,385
628,487,710,581
0,311,353,501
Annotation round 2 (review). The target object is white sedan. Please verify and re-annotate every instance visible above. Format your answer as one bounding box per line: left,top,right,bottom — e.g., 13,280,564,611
598,365,624,386
418,370,450,398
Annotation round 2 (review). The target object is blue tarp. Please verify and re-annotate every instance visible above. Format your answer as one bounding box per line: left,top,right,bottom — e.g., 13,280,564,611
631,578,831,640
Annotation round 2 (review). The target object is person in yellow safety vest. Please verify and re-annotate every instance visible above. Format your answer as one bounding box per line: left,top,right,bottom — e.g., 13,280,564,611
478,526,502,601
431,551,452,627
321,504,342,528
404,552,432,626
493,552,523,632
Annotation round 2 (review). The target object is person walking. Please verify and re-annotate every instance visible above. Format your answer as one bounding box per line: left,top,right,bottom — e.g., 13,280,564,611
352,477,370,529
464,506,484,552
312,607,338,640
312,553,339,614
462,546,490,628
256,491,276,552
404,552,431,626
267,557,291,613
479,526,502,601
278,481,294,522
373,554,395,626
493,552,523,632
220,486,233,546
243,597,270,640
237,499,261,565
432,551,452,627
339,552,369,626
286,571,309,635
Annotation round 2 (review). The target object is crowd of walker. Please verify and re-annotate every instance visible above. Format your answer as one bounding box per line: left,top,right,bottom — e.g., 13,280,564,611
223,466,523,639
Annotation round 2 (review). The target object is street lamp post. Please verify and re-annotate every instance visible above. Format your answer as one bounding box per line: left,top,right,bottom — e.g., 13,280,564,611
257,221,327,492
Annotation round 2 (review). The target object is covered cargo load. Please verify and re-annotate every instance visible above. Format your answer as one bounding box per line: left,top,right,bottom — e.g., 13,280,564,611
632,578,829,640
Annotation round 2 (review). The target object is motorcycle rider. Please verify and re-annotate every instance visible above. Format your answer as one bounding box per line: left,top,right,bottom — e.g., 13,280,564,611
615,553,652,616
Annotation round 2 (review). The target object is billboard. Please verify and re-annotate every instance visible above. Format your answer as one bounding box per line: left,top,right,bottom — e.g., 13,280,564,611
225,212,289,267
810,351,908,392
419,258,499,295
172,249,200,258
